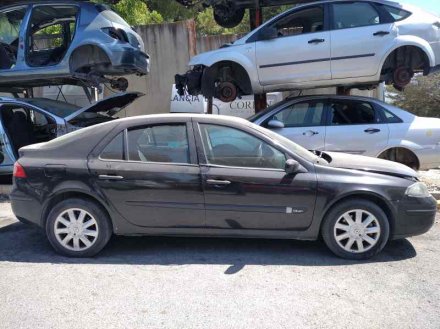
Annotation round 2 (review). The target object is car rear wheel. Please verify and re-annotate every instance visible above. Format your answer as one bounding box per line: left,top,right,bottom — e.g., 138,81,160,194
46,198,112,257
321,199,390,260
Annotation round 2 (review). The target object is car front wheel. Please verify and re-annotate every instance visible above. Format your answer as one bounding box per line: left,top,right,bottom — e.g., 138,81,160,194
321,199,390,260
46,198,112,257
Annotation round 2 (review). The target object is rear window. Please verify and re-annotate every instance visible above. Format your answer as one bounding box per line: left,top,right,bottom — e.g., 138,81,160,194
100,132,124,160
100,10,130,27
24,98,80,118
382,5,412,21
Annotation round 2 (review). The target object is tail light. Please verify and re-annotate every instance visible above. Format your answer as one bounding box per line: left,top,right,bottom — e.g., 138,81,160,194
102,27,129,43
13,162,27,178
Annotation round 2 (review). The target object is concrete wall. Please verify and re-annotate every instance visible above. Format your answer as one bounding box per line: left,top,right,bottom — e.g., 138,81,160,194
116,20,197,117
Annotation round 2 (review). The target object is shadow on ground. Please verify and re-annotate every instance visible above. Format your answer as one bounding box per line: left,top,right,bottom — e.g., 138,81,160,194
0,221,417,273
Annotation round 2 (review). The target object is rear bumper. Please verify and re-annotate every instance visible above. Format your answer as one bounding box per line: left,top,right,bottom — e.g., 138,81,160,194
10,181,44,227
108,47,150,76
392,195,437,239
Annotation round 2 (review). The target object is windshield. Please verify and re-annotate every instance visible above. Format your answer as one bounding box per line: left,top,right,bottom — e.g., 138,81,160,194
24,98,81,118
248,122,320,163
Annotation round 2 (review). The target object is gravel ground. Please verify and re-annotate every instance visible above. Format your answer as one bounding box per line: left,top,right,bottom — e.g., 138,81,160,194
0,202,439,329
419,170,440,194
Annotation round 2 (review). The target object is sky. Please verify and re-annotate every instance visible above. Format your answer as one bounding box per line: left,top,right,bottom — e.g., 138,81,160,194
401,0,439,15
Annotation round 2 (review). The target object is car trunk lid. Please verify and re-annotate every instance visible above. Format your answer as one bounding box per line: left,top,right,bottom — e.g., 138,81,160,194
64,92,143,122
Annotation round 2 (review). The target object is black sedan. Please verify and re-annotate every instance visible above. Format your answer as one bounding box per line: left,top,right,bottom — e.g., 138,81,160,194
10,114,437,259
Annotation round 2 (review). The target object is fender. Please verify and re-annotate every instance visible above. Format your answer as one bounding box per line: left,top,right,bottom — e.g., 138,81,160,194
189,46,262,93
375,35,435,77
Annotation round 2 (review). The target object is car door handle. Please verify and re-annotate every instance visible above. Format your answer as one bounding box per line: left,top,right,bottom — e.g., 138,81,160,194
99,174,124,180
206,179,231,186
364,128,381,134
308,38,325,44
303,130,319,136
373,31,390,36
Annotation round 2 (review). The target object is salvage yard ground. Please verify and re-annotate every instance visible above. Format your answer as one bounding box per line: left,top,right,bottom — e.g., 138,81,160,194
0,202,439,329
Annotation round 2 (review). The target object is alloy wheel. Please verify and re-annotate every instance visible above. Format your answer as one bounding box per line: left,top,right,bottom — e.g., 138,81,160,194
54,208,99,252
333,209,381,253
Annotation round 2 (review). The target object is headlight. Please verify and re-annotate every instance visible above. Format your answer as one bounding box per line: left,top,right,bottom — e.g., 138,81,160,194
405,182,431,198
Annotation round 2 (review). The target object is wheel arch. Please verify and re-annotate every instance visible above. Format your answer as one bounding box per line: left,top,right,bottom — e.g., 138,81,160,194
379,39,434,77
69,44,112,73
377,146,420,170
319,191,396,237
201,60,254,98
41,188,115,232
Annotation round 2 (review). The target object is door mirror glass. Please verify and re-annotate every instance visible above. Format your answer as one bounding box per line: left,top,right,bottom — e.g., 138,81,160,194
285,159,300,174
259,26,278,40
267,119,285,129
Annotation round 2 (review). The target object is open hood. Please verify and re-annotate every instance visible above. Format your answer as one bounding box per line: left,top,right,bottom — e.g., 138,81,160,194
325,152,417,179
65,92,143,122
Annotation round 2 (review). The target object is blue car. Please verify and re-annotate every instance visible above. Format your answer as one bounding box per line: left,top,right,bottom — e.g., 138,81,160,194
0,1,149,90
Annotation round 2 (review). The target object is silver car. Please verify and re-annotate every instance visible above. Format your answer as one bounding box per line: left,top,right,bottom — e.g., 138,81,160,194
0,92,141,175
0,1,149,91
176,0,440,102
249,95,440,170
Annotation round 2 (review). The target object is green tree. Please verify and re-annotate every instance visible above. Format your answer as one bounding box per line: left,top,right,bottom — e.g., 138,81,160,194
387,74,440,118
94,0,163,26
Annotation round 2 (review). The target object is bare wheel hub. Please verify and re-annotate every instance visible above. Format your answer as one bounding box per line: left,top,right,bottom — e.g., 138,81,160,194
393,66,413,88
216,81,237,103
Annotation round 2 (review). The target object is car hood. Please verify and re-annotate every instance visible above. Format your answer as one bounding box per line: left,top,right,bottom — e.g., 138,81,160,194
324,152,417,178
65,92,143,122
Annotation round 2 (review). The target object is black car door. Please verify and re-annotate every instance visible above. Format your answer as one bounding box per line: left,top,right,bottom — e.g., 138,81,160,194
193,119,318,231
88,118,205,228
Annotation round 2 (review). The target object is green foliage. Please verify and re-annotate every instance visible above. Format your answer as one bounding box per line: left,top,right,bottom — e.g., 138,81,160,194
94,0,163,26
387,74,440,118
98,1,296,35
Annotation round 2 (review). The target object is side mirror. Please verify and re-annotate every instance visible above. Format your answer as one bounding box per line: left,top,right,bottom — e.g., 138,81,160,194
285,159,300,175
267,119,285,129
259,26,278,40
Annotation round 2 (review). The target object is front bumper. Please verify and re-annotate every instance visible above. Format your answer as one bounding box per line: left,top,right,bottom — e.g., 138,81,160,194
392,195,437,239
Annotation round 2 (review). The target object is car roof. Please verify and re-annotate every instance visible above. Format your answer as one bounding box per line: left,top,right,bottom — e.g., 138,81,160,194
0,0,95,9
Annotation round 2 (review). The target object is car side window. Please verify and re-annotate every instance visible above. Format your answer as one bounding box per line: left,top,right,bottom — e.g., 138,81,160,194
271,101,325,127
380,5,411,22
0,6,27,70
27,5,79,67
199,124,286,169
333,2,381,30
329,101,381,125
271,6,325,37
100,132,124,161
382,109,403,123
127,124,190,164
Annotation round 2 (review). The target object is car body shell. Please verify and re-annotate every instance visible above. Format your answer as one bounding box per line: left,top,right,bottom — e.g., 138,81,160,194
0,1,149,89
185,0,440,95
10,114,437,243
250,95,440,170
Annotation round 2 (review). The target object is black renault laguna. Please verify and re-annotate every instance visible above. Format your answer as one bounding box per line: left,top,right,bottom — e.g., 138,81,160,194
10,114,437,259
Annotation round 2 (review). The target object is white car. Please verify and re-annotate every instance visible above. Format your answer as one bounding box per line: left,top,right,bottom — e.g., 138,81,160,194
249,95,440,170
176,0,440,102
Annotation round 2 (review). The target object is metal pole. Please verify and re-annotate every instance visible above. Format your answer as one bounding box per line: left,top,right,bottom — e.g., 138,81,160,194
250,5,267,113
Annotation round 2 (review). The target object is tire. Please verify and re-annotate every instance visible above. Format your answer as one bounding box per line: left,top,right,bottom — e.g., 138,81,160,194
213,5,245,29
46,198,112,257
321,199,390,260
